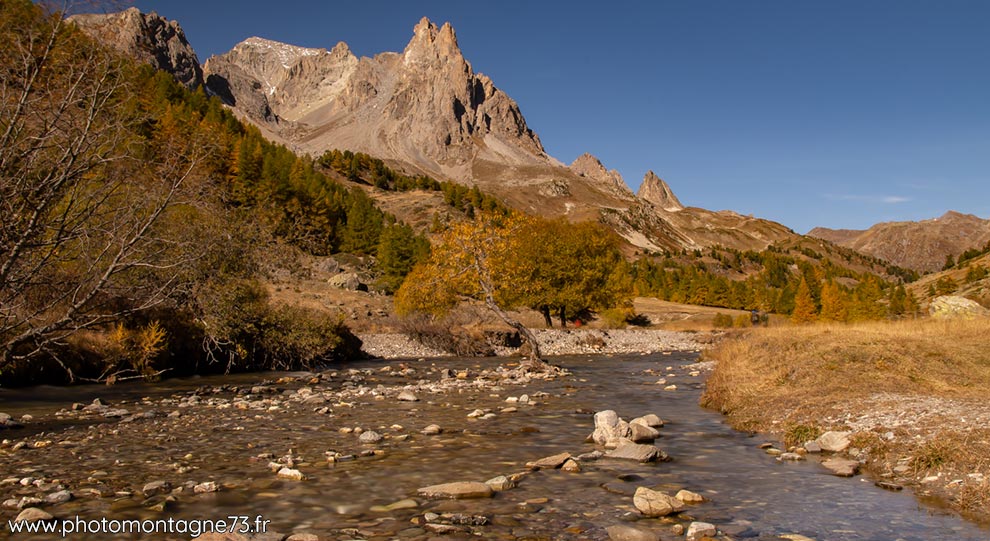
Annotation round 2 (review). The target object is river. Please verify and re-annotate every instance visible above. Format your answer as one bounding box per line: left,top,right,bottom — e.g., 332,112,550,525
0,352,987,540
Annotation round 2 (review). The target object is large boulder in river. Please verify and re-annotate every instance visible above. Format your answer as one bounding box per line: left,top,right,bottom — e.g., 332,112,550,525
592,410,631,447
929,295,990,319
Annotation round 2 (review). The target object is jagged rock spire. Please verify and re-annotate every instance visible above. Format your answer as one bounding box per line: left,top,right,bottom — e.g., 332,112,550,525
638,171,683,211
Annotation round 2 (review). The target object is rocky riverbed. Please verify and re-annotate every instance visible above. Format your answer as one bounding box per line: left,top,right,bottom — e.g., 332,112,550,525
1,342,988,540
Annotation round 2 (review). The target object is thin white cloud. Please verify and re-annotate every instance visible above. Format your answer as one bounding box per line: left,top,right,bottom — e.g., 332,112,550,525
824,193,911,204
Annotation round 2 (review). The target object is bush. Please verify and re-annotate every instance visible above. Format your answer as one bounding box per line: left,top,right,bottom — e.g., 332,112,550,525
600,307,633,329
712,313,734,328
733,313,751,328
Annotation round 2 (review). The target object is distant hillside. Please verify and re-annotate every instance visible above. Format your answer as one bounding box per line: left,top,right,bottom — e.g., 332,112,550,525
908,250,990,309
810,211,990,273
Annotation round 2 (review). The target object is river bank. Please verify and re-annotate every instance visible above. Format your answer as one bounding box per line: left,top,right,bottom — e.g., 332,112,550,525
358,329,711,359
702,319,990,523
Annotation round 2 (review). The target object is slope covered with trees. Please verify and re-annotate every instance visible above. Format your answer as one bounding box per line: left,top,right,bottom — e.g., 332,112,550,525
0,1,428,384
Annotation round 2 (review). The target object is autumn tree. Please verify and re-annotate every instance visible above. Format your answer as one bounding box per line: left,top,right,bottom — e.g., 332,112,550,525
0,2,211,374
395,211,551,367
819,280,848,322
791,277,818,324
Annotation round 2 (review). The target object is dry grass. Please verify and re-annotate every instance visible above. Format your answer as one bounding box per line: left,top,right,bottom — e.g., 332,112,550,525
701,318,990,517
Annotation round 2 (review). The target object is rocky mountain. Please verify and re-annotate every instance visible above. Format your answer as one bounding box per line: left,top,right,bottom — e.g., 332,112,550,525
203,18,549,183
637,171,683,211
67,8,203,89
810,211,990,273
72,10,797,254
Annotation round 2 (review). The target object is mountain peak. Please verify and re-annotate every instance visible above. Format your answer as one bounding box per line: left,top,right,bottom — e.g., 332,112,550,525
569,153,633,198
67,8,202,88
638,171,683,211
405,17,462,65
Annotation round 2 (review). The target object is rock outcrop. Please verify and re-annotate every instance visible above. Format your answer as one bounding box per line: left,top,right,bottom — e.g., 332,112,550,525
204,18,548,181
570,153,635,199
929,295,990,319
67,8,203,88
637,171,683,211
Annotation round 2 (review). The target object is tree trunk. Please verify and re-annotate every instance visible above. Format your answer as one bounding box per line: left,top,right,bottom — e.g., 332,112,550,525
541,306,552,327
559,306,567,328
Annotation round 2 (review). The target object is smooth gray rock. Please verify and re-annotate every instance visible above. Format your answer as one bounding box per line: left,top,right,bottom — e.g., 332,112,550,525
605,442,668,463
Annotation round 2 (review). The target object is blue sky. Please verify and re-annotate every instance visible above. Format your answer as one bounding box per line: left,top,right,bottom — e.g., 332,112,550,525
128,1,989,233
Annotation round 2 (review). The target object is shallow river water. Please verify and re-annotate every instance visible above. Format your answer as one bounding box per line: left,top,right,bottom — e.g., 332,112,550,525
1,352,988,540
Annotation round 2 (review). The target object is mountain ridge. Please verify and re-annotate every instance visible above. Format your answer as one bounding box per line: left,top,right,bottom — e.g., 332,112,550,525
810,211,990,273
67,10,798,254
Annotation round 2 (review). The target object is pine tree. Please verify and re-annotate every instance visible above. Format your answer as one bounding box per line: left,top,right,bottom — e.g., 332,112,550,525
791,277,818,324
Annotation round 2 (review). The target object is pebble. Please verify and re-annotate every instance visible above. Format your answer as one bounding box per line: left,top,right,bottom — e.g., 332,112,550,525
422,424,443,435
277,468,305,481
396,391,419,402
44,490,72,504
358,430,383,444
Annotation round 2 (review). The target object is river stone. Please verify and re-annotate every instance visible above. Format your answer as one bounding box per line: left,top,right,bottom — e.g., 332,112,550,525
397,391,419,402
422,424,442,435
816,431,851,453
44,490,72,504
804,441,822,453
822,458,860,477
631,414,664,428
276,467,305,481
593,410,630,446
633,487,684,517
606,524,660,541
629,423,660,443
142,480,171,496
286,534,320,541
780,535,817,541
606,442,668,462
417,482,493,499
561,458,582,472
686,521,717,541
485,476,515,491
14,507,53,523
527,452,572,469
359,430,383,443
675,489,705,503
193,481,219,493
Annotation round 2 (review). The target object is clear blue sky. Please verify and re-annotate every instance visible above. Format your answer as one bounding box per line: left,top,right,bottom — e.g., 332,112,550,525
128,0,989,233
